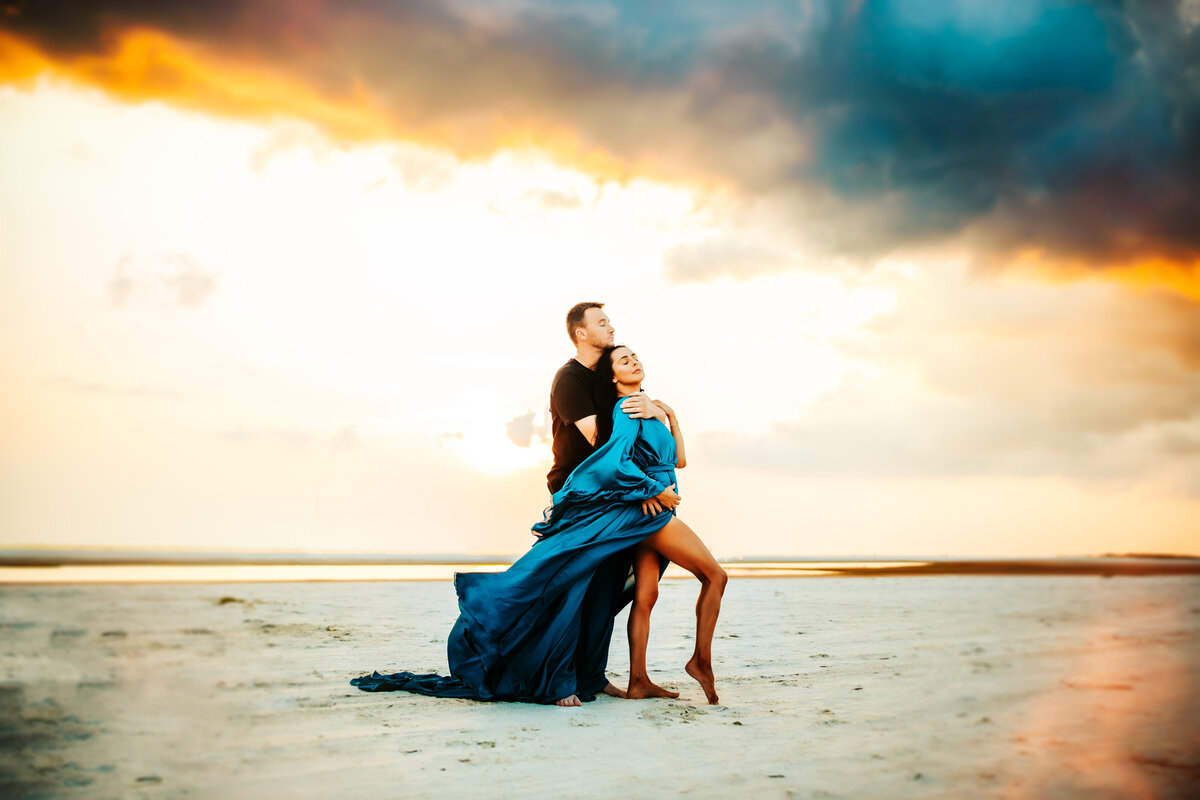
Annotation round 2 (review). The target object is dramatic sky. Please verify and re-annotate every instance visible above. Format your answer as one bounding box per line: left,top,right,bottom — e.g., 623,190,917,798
2,0,1198,557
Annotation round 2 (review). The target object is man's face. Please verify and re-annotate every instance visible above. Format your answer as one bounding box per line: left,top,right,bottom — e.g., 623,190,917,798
578,307,615,348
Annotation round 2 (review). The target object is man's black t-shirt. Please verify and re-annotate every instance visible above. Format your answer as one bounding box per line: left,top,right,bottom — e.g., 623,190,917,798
546,358,616,494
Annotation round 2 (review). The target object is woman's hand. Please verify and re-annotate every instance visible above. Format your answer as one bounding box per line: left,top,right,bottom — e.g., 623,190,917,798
653,399,675,419
642,484,681,516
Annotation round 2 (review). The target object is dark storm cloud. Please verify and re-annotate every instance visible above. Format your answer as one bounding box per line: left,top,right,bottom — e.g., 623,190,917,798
702,0,1200,264
4,0,1198,270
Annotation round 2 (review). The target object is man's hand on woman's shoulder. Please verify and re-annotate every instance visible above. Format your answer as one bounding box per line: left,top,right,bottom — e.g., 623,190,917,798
620,393,668,424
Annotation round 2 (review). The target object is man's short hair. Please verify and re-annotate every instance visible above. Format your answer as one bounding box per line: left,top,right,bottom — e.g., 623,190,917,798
566,302,604,345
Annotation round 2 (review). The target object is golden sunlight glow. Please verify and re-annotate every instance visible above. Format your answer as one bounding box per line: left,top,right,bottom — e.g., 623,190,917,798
439,426,553,476
0,29,390,138
1104,258,1200,301
1008,597,1197,795
0,29,673,188
1013,248,1200,301
0,564,509,583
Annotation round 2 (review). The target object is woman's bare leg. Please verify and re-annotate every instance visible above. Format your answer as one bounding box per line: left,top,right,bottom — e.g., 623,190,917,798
626,542,680,699
639,517,728,704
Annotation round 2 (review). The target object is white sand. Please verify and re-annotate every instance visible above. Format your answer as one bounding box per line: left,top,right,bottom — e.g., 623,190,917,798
2,576,1198,798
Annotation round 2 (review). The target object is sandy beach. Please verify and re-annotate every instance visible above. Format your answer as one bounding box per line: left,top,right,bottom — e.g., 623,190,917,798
2,574,1198,798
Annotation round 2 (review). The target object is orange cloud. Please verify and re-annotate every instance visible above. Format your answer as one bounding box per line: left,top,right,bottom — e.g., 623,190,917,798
1013,249,1200,303
2,29,386,140
1096,260,1200,304
0,28,649,184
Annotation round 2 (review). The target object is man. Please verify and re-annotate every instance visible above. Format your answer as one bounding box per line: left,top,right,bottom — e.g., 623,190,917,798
545,302,679,705
547,302,668,492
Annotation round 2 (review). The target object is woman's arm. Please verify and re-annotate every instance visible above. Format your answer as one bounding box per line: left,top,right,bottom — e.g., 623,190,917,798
655,401,686,469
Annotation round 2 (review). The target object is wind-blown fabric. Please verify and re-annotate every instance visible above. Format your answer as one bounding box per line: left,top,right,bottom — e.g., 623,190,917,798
351,401,677,703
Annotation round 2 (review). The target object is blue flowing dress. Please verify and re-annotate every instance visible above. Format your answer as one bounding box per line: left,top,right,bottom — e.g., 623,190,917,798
351,402,677,703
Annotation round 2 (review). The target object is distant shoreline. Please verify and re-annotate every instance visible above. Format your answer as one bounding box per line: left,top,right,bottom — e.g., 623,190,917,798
1,548,1198,579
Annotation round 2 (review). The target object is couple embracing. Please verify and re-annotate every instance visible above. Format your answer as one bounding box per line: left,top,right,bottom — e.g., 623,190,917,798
352,302,727,706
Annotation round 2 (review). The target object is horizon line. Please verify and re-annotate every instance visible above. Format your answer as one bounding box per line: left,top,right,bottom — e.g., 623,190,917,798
1,547,1197,570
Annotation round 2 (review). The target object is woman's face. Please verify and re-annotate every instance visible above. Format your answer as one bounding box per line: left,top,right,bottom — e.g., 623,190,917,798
609,347,644,386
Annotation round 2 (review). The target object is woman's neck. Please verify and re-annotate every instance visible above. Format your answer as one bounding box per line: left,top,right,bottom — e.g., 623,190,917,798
615,384,643,398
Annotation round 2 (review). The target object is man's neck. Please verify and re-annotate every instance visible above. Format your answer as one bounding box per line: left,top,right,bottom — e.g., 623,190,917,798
574,345,603,370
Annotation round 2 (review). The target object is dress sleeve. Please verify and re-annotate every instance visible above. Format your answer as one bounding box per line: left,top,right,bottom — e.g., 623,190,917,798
532,407,668,536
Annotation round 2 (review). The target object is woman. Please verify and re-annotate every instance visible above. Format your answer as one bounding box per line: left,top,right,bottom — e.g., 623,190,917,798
351,346,727,705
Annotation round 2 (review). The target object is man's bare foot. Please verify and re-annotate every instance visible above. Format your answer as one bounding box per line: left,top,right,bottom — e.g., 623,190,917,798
554,694,581,707
600,682,628,699
626,676,680,699
685,657,719,705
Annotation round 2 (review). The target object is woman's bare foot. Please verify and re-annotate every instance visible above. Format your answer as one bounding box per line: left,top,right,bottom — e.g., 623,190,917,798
554,694,581,707
600,682,628,699
627,676,680,699
685,657,719,705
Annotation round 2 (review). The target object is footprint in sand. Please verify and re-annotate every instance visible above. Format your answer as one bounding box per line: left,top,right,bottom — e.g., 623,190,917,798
639,703,710,725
